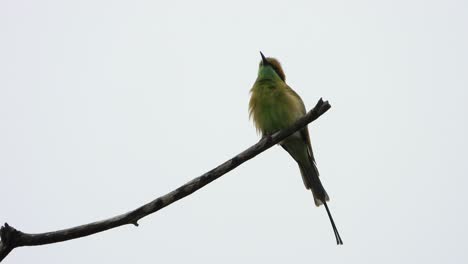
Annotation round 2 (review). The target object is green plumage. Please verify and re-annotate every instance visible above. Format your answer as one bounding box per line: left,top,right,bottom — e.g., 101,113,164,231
249,64,302,133
249,54,343,244
249,58,326,205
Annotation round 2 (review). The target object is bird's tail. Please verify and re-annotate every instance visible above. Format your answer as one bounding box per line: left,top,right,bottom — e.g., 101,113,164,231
298,160,328,206
299,161,343,245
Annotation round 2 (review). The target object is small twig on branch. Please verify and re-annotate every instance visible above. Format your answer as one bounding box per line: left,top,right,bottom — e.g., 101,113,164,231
0,98,331,262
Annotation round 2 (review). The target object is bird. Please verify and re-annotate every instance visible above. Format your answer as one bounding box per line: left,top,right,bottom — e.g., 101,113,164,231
248,52,343,245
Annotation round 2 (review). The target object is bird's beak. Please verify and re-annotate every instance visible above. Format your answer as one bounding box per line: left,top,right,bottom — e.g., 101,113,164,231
260,51,269,66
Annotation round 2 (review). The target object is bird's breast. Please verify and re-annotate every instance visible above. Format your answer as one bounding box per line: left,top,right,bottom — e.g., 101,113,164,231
250,86,300,135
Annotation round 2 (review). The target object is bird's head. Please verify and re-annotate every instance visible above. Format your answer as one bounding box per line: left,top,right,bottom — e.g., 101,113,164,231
258,51,286,82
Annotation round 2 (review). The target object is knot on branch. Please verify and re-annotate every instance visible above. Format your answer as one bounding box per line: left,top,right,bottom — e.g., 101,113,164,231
1,223,22,248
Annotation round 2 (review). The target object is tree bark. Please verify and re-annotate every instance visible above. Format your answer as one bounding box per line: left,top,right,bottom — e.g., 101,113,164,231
0,98,331,262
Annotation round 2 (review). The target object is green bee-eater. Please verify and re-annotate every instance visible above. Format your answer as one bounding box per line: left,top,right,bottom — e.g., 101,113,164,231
249,52,343,245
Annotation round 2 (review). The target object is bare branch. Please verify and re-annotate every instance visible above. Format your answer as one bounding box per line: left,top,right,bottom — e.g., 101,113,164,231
0,98,331,262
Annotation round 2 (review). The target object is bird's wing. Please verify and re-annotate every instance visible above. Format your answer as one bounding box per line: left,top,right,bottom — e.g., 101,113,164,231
285,85,317,166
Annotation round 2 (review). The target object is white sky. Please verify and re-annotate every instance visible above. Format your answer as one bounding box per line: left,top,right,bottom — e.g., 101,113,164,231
1,0,468,263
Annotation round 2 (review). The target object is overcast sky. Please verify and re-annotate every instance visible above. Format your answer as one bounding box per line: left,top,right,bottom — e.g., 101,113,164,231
1,0,468,263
